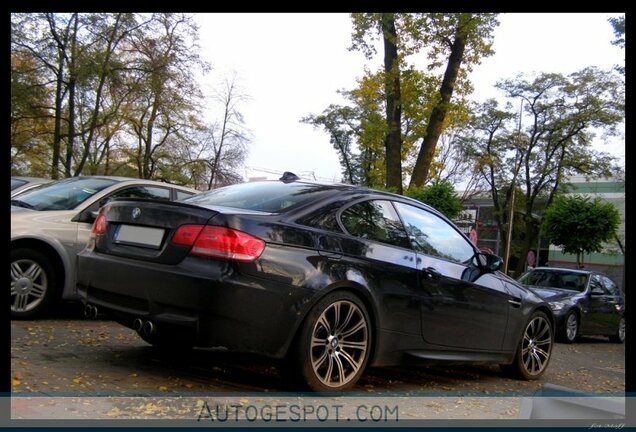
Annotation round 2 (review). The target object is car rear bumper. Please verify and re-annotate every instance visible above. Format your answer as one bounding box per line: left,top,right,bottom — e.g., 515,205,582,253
76,249,311,358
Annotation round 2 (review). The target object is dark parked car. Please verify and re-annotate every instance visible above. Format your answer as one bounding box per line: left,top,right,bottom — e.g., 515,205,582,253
11,176,199,318
77,175,554,391
517,267,625,344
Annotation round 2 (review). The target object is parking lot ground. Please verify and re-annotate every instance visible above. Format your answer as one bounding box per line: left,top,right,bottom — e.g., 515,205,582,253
9,310,626,421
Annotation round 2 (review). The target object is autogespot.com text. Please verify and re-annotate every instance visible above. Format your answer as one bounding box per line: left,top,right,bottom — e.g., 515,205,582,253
196,400,399,422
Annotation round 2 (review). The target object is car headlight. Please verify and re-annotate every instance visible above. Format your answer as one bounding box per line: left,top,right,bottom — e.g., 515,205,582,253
549,301,566,312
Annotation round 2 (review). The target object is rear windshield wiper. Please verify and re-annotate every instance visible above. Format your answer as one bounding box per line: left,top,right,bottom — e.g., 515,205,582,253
11,199,36,210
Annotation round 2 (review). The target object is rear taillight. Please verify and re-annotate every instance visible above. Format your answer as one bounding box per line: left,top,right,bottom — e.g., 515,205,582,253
91,213,108,237
171,224,204,246
86,208,109,250
172,225,265,263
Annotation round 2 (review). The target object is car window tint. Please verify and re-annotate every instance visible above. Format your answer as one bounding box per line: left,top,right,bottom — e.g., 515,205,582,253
600,276,620,296
518,270,588,291
340,200,410,248
11,179,27,190
297,201,345,233
112,186,171,201
176,190,196,201
590,275,608,295
182,182,340,213
14,177,117,210
393,202,474,264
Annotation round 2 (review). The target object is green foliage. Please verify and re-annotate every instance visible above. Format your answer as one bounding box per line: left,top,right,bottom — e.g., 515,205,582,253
302,65,472,188
459,67,624,273
461,67,624,220
401,13,499,72
347,13,499,190
405,180,463,220
542,195,621,265
10,12,244,190
608,16,625,49
608,15,625,75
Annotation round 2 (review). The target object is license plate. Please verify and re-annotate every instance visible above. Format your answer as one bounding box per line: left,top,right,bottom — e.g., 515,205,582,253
114,224,165,249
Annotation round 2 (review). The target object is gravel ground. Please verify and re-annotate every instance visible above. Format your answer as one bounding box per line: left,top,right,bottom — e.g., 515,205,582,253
9,308,626,422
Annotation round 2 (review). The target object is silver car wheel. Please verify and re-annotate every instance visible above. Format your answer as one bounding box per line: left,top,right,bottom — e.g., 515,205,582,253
521,315,552,376
618,317,625,342
11,258,48,313
310,300,369,388
566,313,578,342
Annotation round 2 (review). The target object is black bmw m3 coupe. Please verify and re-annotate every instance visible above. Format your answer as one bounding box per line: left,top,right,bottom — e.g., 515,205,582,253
77,174,554,391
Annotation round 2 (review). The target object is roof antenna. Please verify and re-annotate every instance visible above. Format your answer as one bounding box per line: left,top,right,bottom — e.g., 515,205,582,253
279,172,300,183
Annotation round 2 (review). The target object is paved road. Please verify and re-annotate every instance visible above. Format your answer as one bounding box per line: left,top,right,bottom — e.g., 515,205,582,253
9,307,625,421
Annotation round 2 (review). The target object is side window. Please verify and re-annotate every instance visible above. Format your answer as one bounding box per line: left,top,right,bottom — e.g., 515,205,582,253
393,202,475,264
297,202,344,233
176,190,196,201
600,276,620,296
112,186,170,201
590,275,608,295
340,200,409,248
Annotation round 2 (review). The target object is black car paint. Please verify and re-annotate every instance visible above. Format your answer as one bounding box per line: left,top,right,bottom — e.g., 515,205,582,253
77,184,552,369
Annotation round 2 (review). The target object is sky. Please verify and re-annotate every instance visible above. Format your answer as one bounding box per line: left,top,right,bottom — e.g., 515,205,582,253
193,13,625,182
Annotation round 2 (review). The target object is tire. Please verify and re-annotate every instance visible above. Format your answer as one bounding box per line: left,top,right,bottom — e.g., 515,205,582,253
502,310,553,380
291,291,372,392
11,248,58,319
560,311,579,344
608,317,625,344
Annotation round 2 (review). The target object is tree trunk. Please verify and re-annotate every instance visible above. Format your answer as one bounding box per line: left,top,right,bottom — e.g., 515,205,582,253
208,96,230,190
408,15,469,189
51,63,64,180
381,13,403,194
75,13,124,176
514,214,539,276
65,75,76,177
64,14,79,177
143,94,160,179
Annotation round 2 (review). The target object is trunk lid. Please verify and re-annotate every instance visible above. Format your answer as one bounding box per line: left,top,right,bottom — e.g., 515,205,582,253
94,199,219,265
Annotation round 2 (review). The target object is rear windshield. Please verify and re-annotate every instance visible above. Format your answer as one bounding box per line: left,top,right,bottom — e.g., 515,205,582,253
181,181,338,213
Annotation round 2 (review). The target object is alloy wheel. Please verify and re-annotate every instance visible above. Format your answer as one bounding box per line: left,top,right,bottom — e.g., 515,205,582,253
565,313,578,342
309,300,369,389
521,314,552,376
618,318,626,341
11,258,48,313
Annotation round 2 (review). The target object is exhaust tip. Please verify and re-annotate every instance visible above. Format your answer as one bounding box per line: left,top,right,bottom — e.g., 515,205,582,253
142,320,155,335
84,304,97,319
132,318,143,332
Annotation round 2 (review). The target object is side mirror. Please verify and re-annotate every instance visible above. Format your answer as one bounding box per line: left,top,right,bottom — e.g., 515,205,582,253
476,252,503,272
590,287,605,296
72,209,97,223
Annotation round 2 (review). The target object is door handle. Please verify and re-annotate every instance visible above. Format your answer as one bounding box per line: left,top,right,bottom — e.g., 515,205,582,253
508,298,522,308
423,267,442,279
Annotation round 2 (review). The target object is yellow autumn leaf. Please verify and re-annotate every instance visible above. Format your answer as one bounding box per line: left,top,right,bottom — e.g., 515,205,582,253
12,379,21,386
73,378,82,385
159,386,168,391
